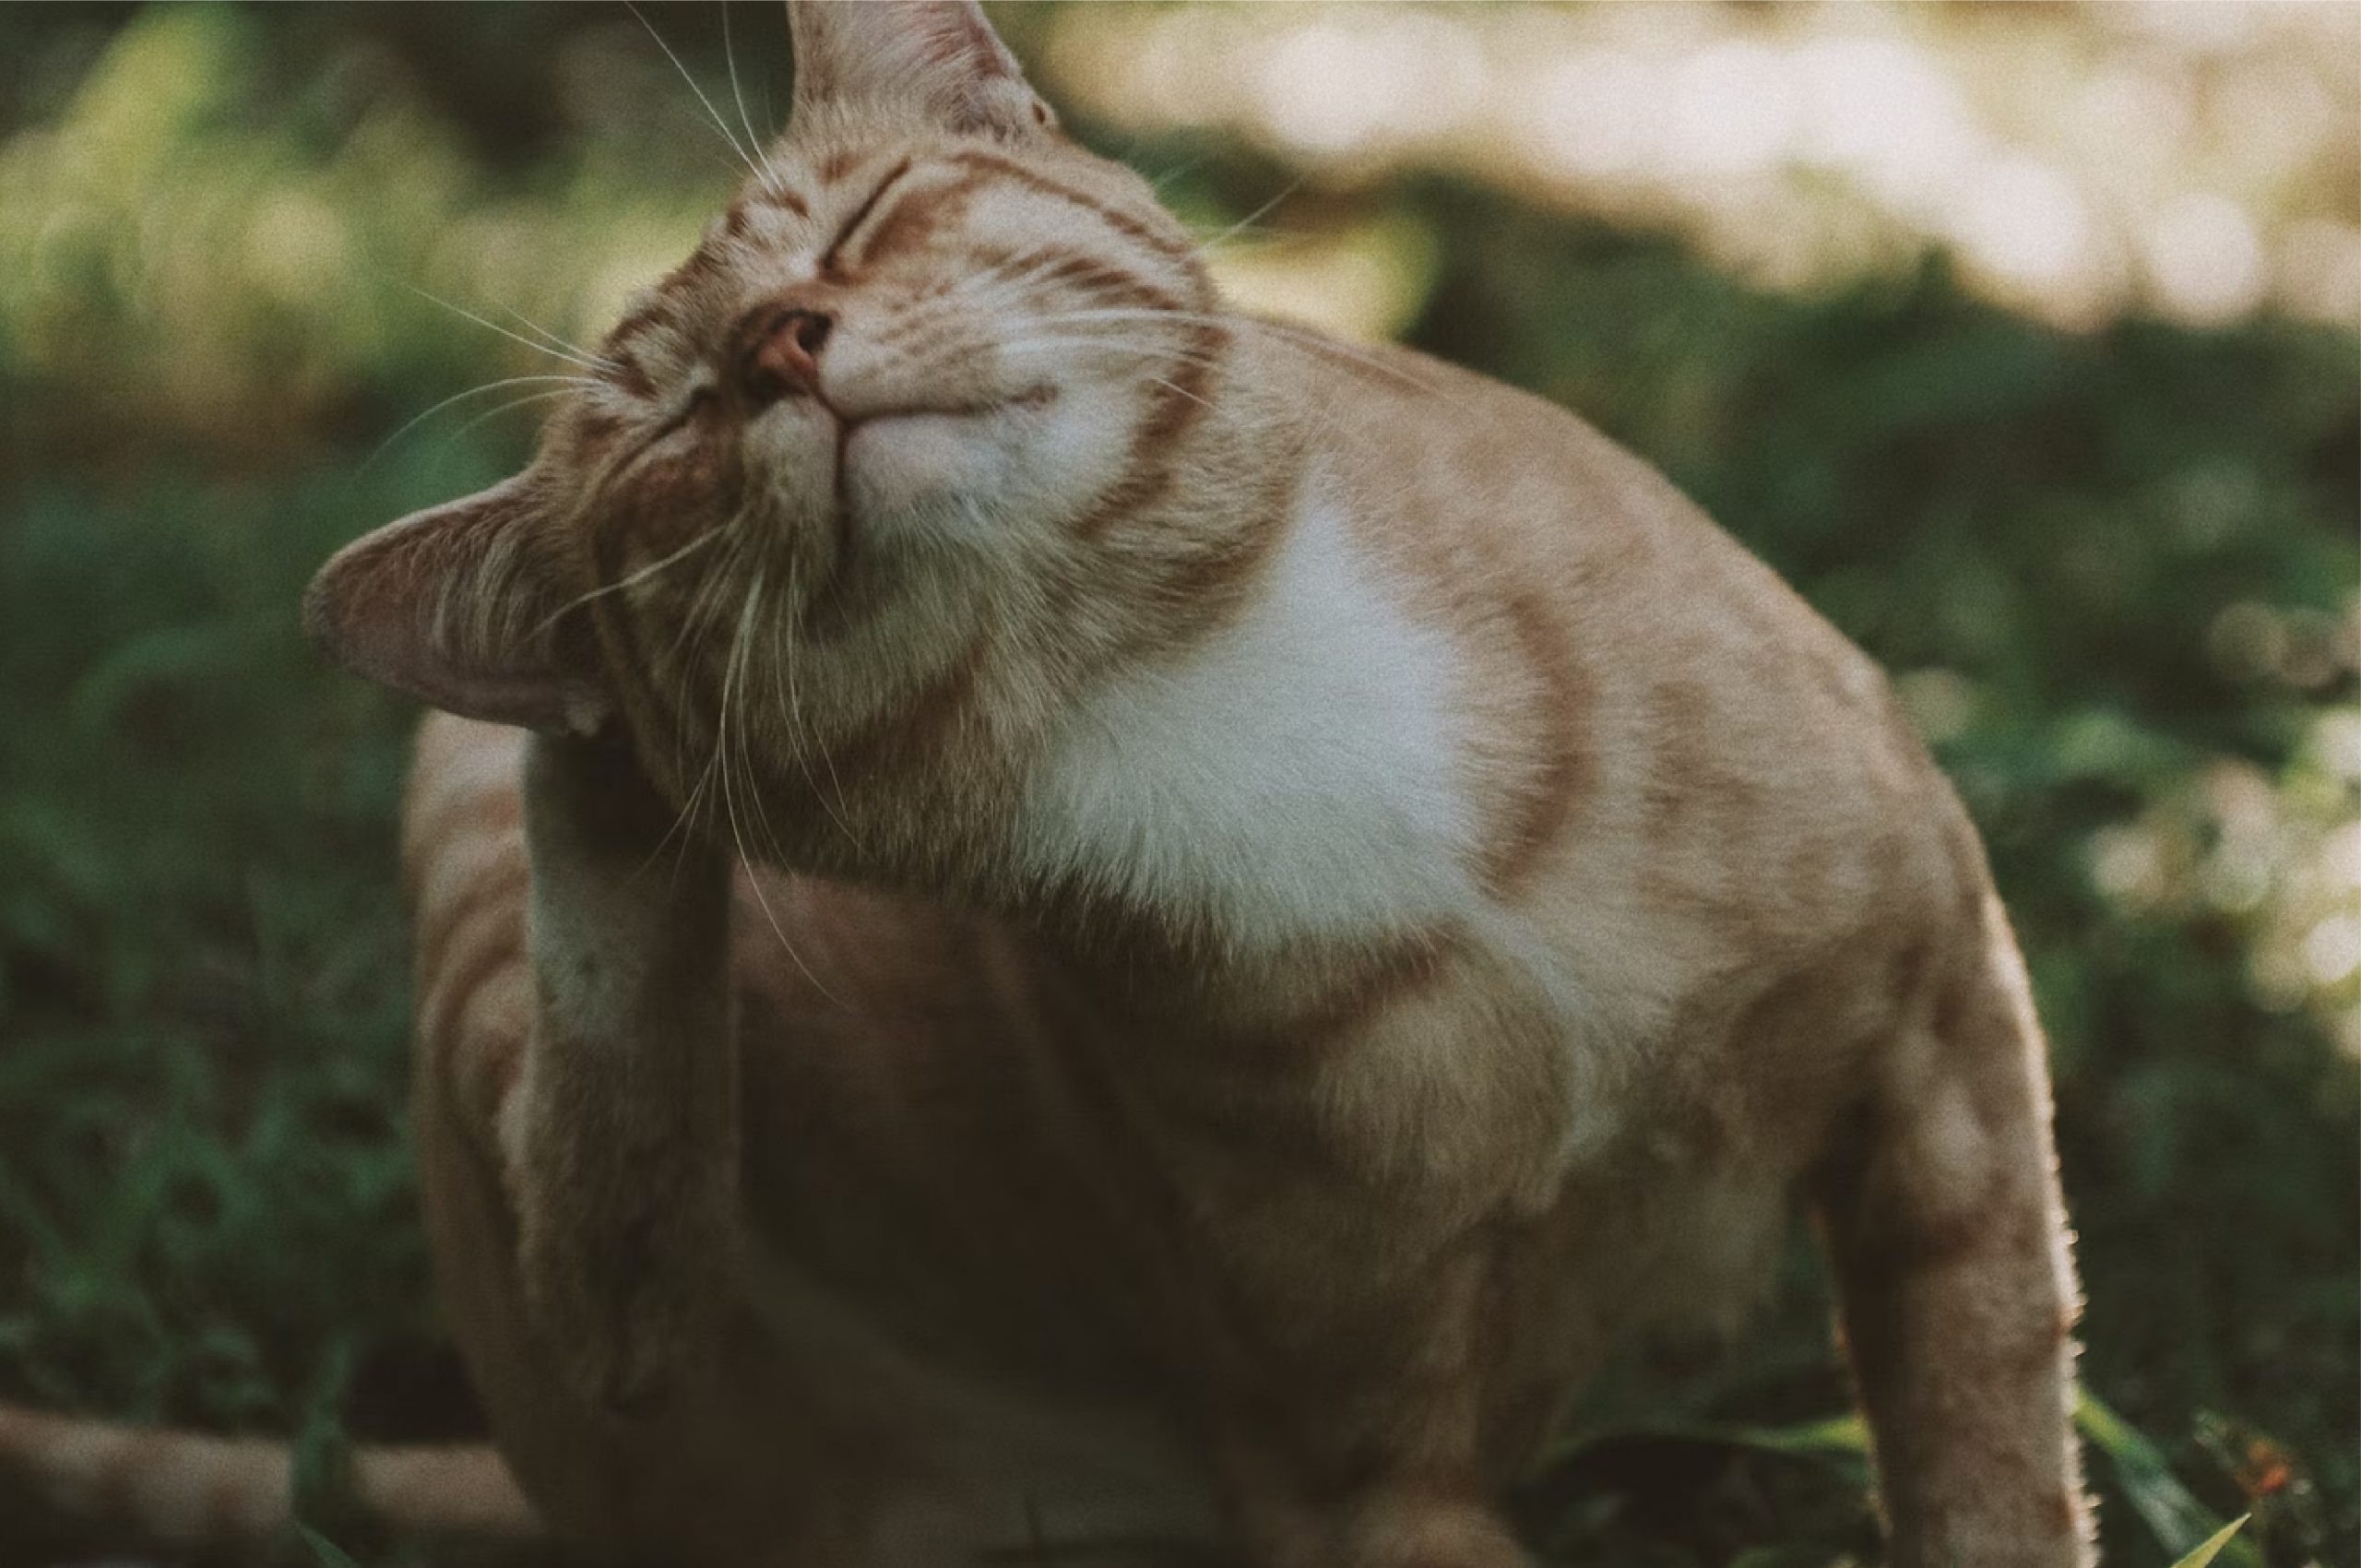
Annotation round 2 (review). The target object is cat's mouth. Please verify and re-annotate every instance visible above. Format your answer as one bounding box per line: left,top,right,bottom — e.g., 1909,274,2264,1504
805,381,1059,435
817,382,1060,537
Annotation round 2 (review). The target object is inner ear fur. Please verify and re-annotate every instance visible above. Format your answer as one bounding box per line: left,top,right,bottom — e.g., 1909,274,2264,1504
303,475,611,735
787,0,1055,138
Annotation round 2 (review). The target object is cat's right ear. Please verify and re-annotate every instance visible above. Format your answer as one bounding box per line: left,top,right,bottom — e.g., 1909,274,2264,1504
787,0,1054,138
303,476,611,736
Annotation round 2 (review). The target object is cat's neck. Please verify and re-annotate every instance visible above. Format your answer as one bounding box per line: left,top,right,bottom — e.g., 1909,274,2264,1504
1005,475,1480,971
729,334,1485,1004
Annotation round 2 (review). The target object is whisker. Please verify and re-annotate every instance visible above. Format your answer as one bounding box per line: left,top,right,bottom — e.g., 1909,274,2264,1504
994,333,1233,371
1146,374,1216,412
717,566,848,1006
648,538,746,869
405,283,611,373
361,374,594,472
1145,152,1213,194
625,0,763,180
719,1,774,179
533,528,722,640
435,387,580,450
496,302,611,367
773,554,865,851
1188,176,1307,261
1030,307,1450,398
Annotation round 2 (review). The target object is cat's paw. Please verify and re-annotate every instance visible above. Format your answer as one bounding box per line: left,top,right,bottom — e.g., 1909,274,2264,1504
515,1172,743,1419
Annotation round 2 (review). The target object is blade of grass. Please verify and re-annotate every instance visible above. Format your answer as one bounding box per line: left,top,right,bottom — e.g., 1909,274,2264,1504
300,1525,368,1568
2077,1391,2263,1568
2167,1515,2250,1568
1541,1411,1871,1478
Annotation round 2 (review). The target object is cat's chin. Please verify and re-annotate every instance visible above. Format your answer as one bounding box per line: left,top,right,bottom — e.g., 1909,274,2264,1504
841,410,1012,538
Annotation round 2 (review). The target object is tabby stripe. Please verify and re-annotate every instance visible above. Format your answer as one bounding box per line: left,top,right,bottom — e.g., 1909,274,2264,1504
749,183,811,218
969,243,1192,317
571,406,626,448
605,298,674,355
852,173,982,267
1073,321,1227,542
1476,590,1591,897
414,850,530,999
1230,932,1461,1059
948,149,1200,267
403,787,521,899
1111,458,1295,660
800,627,993,797
424,921,526,1059
603,351,656,402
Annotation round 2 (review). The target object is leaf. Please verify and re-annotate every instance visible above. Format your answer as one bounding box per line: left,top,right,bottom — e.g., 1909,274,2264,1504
1542,1411,1872,1479
299,1525,368,1568
2077,1391,2263,1568
2168,1515,2251,1568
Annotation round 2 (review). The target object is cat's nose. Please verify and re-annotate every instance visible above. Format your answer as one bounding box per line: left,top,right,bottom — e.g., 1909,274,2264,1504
734,305,834,407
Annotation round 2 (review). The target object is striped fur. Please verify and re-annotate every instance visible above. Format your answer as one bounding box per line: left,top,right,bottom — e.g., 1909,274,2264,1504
0,1400,532,1560
34,4,2091,1564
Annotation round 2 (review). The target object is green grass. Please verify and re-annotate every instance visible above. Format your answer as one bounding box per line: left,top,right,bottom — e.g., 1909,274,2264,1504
2,8,2355,1568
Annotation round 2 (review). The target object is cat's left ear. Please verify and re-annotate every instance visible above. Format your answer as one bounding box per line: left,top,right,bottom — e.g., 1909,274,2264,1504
787,0,1056,138
303,475,611,736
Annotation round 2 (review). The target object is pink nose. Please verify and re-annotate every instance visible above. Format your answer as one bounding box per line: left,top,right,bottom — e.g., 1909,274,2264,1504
737,307,833,406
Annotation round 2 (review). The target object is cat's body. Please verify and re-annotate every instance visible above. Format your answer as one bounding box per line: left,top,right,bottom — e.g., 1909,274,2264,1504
0,5,2091,1564
402,324,2077,1566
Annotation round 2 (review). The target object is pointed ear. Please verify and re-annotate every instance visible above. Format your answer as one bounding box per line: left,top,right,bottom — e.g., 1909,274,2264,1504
788,0,1055,137
303,476,611,735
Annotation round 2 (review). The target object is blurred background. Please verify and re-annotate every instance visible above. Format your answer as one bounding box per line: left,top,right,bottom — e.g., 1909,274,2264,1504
0,4,2353,1565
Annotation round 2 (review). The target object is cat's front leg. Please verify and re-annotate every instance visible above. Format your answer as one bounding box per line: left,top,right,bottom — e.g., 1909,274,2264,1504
510,732,742,1418
1817,921,2093,1568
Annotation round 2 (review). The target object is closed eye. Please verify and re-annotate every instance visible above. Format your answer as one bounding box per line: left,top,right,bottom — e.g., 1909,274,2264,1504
819,157,916,278
660,386,717,437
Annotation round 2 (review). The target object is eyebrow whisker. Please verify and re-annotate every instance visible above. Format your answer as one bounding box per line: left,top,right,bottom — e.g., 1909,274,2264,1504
625,0,763,181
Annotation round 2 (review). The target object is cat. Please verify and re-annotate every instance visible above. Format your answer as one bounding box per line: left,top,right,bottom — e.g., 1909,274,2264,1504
1,4,2092,1565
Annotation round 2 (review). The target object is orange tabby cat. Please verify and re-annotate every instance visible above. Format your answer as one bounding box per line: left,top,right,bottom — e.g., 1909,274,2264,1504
2,5,2092,1565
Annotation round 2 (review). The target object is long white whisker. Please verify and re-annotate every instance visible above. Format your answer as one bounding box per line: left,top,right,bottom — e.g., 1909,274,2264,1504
773,555,864,850
1031,307,1449,397
1189,177,1307,261
1146,374,1216,412
867,244,1183,357
362,374,594,471
650,538,747,867
625,0,762,179
436,387,580,450
405,283,609,373
535,528,722,640
718,567,847,1006
495,302,610,367
994,333,1232,370
720,1,772,177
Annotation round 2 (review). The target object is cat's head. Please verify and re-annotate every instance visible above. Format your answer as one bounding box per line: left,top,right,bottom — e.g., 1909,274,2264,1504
307,1,1277,815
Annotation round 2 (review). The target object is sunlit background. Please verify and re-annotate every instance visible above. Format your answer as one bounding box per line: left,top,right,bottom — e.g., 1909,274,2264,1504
0,6,2353,1567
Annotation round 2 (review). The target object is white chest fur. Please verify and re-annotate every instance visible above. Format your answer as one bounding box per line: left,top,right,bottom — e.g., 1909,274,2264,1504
1014,489,1478,954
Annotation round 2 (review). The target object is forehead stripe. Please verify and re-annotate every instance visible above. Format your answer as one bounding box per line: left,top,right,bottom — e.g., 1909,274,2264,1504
947,150,1197,268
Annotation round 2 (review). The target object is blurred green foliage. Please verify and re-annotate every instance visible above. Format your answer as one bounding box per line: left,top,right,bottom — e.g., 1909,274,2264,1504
0,7,2353,1568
